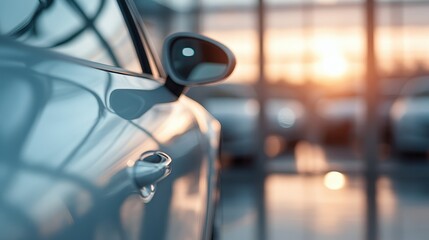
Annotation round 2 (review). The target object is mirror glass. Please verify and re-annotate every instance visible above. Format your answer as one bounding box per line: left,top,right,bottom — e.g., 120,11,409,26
170,37,229,82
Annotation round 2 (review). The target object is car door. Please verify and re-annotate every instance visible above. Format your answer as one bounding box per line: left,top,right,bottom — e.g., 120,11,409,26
0,0,216,239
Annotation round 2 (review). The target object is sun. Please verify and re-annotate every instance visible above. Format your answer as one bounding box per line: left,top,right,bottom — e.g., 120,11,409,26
313,38,349,83
316,53,348,78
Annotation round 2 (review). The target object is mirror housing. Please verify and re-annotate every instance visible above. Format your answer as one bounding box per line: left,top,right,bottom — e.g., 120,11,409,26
110,32,235,120
162,32,236,88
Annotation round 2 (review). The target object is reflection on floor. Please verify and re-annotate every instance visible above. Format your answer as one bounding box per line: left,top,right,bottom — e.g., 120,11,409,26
265,174,364,240
219,160,429,240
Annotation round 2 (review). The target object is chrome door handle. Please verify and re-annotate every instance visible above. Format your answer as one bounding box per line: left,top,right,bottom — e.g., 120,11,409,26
133,151,172,202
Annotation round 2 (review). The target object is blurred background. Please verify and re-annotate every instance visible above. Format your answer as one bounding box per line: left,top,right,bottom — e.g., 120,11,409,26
135,0,429,239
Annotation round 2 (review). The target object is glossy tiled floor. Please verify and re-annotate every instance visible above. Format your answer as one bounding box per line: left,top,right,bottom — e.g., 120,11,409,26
219,160,429,240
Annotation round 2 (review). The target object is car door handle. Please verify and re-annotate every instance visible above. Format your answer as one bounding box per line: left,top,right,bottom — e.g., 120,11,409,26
132,151,172,202
134,151,172,187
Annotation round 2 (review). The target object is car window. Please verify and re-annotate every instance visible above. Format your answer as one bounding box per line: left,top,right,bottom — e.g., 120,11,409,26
0,0,143,74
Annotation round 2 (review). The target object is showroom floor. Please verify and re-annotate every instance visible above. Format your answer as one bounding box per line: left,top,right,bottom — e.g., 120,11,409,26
218,151,429,240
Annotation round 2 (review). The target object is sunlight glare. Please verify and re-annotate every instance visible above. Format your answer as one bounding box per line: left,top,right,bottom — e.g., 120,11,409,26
313,38,349,82
316,53,348,78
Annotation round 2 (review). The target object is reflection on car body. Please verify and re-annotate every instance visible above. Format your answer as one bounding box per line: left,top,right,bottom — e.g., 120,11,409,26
0,0,235,239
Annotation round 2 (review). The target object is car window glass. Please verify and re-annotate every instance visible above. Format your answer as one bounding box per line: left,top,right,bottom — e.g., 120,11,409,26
0,0,143,74
0,0,39,34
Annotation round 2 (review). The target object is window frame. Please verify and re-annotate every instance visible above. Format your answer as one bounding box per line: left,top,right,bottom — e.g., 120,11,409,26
118,0,166,80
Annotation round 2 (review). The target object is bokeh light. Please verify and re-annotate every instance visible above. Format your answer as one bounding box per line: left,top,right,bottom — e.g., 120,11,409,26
324,171,346,190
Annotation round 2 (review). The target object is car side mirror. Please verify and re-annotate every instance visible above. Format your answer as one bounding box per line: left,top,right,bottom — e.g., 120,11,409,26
110,32,235,120
162,32,236,89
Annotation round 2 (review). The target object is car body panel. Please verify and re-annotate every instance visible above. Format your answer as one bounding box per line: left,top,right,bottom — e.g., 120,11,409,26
0,32,219,240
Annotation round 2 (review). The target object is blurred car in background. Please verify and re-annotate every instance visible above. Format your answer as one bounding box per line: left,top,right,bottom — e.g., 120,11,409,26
390,76,429,155
316,80,404,147
266,98,306,149
317,95,361,145
187,84,306,162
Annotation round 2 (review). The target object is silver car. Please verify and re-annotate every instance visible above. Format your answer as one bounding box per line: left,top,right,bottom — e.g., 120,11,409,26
0,0,235,239
390,76,429,155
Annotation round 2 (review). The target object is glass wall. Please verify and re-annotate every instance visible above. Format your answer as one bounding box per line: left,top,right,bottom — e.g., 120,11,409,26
135,1,429,239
